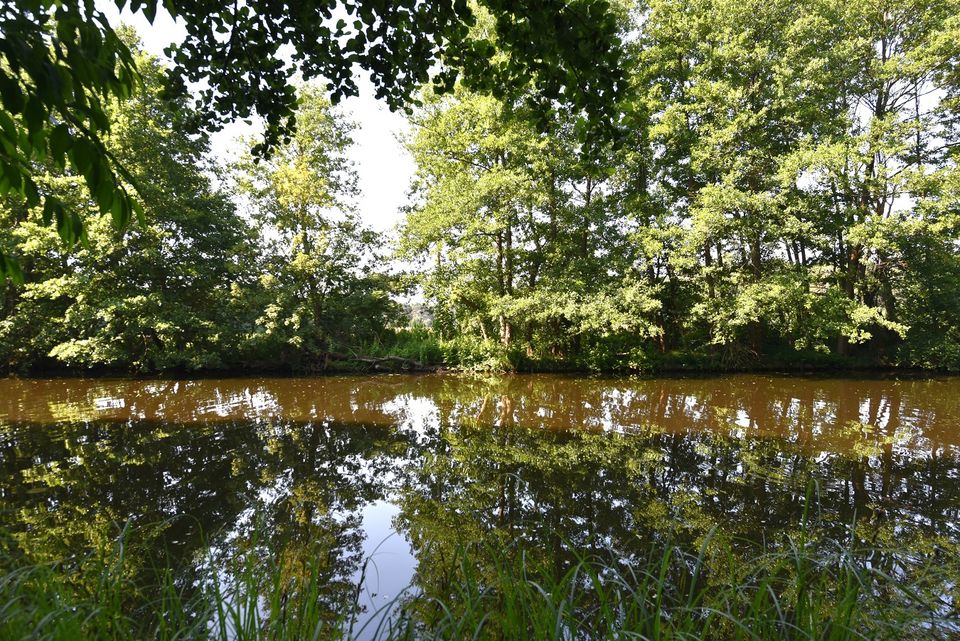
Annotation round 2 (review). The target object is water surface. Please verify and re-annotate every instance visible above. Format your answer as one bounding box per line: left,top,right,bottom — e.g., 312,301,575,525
2,373,959,627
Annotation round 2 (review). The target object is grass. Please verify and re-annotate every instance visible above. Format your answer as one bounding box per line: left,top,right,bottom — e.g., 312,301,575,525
1,518,957,641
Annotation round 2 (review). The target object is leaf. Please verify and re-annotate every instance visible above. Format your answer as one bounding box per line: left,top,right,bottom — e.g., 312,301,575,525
23,95,46,138
70,138,95,175
42,196,62,226
0,252,24,285
111,192,126,228
50,124,72,169
0,76,24,115
132,198,145,226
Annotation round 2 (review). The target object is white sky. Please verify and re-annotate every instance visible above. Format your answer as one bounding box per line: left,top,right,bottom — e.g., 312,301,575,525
97,2,415,234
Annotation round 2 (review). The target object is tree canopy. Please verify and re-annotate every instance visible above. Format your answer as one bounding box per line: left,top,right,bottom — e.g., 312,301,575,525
0,0,626,279
399,0,960,371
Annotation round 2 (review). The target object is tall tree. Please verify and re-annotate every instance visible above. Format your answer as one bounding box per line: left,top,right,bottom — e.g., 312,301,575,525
0,39,250,372
401,0,960,371
0,0,627,279
233,86,397,368
400,88,659,368
782,0,958,356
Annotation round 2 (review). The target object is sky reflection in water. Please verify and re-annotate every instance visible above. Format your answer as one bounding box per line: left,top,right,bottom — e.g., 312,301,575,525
1,373,959,631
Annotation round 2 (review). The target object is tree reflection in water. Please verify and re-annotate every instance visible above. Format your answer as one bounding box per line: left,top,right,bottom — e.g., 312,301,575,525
1,374,958,625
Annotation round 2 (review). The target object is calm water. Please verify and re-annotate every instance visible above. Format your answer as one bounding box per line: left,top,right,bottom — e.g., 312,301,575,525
2,373,959,627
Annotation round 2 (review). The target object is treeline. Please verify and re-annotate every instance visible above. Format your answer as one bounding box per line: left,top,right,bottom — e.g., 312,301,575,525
0,42,398,373
400,0,960,371
3,0,960,374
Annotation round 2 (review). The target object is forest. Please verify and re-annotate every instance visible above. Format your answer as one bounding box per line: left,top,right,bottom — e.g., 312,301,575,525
2,0,960,374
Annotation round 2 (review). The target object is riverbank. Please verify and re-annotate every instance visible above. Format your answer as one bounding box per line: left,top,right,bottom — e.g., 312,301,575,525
5,342,957,378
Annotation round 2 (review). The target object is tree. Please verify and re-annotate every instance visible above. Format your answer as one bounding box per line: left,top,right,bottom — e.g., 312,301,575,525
400,0,960,371
1,0,627,280
0,39,250,372
400,87,659,369
774,0,957,355
232,86,398,368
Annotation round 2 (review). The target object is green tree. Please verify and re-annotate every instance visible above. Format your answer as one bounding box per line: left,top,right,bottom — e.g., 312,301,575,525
399,0,960,371
399,87,659,369
1,0,627,279
0,41,250,372
777,0,958,356
233,86,398,369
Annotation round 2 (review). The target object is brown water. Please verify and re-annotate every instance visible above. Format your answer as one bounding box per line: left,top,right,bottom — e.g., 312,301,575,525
1,373,959,626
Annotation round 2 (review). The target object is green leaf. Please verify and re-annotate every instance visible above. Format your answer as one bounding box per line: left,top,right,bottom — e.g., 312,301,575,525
50,124,71,169
0,76,24,115
42,196,62,226
23,95,47,138
132,198,145,226
70,138,95,175
0,252,24,285
111,192,129,228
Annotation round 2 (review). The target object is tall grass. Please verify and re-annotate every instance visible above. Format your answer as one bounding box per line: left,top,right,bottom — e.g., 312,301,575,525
1,522,956,640
389,533,956,641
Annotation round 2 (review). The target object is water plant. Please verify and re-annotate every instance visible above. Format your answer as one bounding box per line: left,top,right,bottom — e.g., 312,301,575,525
1,518,956,641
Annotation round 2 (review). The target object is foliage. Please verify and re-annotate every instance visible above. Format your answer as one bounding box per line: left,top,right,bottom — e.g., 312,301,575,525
0,48,401,373
399,88,661,370
0,42,249,372
3,0,960,373
1,520,956,640
230,86,400,369
399,0,960,372
0,0,143,283
0,0,627,279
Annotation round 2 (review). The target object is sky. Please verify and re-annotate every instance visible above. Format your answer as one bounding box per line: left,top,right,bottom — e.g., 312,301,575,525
97,2,417,234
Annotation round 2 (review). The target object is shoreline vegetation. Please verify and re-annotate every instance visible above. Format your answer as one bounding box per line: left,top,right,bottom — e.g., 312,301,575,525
6,356,959,378
5,334,959,378
5,2,960,379
2,516,957,641
6,359,957,378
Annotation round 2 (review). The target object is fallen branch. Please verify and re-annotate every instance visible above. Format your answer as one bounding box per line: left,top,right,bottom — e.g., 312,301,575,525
316,352,437,372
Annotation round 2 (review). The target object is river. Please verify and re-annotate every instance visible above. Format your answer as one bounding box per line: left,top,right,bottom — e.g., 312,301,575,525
2,373,958,633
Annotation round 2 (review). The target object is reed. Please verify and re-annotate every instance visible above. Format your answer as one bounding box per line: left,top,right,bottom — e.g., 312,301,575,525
1,523,956,641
